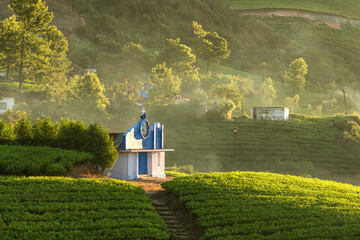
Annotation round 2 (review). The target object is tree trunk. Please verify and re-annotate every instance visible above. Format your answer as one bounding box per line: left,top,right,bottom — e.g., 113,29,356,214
6,65,10,81
19,34,25,89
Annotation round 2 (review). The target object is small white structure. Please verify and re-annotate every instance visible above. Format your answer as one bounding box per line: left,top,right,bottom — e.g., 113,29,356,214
104,113,174,180
251,107,289,121
0,94,15,115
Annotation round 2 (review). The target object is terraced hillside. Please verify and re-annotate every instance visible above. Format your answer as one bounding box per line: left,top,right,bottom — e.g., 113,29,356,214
166,115,360,180
0,177,169,240
162,172,360,239
225,0,360,19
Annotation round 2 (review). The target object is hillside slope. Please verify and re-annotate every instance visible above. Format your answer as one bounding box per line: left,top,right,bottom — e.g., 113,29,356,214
163,172,360,239
165,114,360,183
3,0,360,89
226,0,360,19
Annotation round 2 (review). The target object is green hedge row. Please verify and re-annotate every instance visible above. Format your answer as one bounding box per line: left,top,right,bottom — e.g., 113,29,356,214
162,172,360,240
0,145,94,176
0,117,118,170
0,177,169,240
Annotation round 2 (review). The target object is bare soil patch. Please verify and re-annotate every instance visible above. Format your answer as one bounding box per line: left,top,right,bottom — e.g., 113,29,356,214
65,164,106,178
129,176,174,196
241,8,360,29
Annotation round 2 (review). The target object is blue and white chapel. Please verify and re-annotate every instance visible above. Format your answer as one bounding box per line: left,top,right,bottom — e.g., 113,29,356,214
105,112,173,180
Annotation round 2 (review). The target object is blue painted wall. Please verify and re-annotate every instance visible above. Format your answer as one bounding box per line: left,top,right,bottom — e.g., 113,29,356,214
123,114,163,150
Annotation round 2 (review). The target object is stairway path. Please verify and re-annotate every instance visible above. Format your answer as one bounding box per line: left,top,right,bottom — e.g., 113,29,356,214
129,176,192,240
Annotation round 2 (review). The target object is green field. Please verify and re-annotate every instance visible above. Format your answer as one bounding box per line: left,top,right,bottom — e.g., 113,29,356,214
224,0,360,19
162,172,360,239
0,177,169,240
166,114,360,181
0,145,94,176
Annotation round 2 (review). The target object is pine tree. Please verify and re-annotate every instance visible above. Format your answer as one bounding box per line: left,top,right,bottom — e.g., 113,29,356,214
192,21,231,73
9,0,54,88
0,16,19,81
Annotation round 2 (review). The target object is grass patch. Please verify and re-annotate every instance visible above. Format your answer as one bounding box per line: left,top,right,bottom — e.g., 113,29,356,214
0,177,169,240
0,145,94,176
162,172,360,239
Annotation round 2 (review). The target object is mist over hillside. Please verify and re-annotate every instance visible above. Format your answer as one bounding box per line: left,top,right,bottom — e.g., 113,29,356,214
3,0,360,90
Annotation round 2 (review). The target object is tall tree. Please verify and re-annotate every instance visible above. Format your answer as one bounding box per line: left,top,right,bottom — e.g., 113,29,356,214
9,0,54,88
284,58,308,96
121,42,152,78
210,83,243,108
160,38,199,94
261,77,277,106
73,72,109,111
148,63,181,105
4,0,70,88
0,16,19,81
192,21,231,73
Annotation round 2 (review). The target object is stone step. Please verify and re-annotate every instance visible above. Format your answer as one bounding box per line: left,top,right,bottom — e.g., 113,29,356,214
172,235,191,240
152,200,166,207
155,206,168,211
167,225,184,230
163,216,177,221
165,220,179,225
158,211,172,216
167,229,188,234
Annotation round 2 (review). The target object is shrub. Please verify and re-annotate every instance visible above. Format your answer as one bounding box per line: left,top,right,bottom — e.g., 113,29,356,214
0,120,15,144
0,117,118,171
14,116,33,145
345,120,360,140
32,116,58,146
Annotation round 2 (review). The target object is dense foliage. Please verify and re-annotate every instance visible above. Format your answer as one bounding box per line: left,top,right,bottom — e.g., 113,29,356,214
0,145,93,176
166,114,360,181
0,116,118,170
0,177,169,240
0,0,70,88
162,172,360,239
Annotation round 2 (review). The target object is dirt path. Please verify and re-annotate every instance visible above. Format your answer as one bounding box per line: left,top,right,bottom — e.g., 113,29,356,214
241,9,360,29
129,176,193,240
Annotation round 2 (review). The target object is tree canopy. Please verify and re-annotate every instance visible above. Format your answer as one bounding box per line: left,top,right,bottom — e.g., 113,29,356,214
192,21,231,73
284,58,308,96
0,0,70,88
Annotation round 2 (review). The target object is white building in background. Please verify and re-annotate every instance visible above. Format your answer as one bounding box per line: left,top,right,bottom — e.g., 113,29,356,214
251,107,289,121
0,93,15,114
105,113,174,180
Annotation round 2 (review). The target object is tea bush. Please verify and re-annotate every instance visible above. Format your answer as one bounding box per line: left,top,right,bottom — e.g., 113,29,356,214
0,145,94,176
0,117,117,170
163,172,360,239
0,177,169,240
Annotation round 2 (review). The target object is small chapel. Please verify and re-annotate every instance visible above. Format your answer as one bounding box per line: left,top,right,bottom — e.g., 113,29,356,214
105,112,174,180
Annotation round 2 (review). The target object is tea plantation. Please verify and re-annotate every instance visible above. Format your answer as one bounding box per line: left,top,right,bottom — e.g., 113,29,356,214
0,177,169,240
166,114,360,180
162,172,360,239
224,0,360,19
0,145,94,176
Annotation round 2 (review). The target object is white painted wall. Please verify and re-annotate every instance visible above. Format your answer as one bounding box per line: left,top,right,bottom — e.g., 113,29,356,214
105,151,166,180
149,152,166,178
124,128,143,149
0,97,15,114
251,107,289,121
127,153,138,180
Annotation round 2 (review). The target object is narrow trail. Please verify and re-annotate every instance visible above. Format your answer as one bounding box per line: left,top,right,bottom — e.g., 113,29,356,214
129,176,192,240
241,9,360,29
